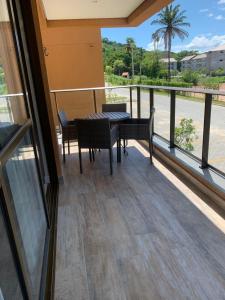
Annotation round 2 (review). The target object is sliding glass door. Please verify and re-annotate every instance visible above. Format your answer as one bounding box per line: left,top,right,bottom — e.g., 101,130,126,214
0,0,53,299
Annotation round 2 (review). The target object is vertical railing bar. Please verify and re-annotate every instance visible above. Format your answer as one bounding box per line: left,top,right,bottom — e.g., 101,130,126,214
149,88,154,132
93,89,97,113
129,86,133,118
201,93,212,168
170,90,176,148
54,92,58,113
137,86,141,118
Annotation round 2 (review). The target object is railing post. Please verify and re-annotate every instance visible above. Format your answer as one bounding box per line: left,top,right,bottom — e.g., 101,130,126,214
170,90,176,148
54,92,58,113
149,88,154,131
201,93,212,168
129,86,133,118
93,89,97,113
137,86,141,118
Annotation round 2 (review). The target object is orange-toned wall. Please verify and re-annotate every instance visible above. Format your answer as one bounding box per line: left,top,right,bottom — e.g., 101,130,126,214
37,3,105,124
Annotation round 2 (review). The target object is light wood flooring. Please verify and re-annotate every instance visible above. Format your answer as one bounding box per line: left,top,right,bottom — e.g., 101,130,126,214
55,141,225,300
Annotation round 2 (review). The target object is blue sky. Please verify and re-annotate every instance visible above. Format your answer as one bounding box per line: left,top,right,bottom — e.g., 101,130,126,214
101,0,225,52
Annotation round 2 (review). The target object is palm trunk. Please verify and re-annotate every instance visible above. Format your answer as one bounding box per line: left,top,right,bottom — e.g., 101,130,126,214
167,35,171,81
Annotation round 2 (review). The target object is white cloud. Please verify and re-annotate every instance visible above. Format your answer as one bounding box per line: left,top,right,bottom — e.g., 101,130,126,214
215,14,225,20
172,34,225,52
218,0,225,4
147,39,165,51
200,8,209,12
146,34,225,53
208,13,214,17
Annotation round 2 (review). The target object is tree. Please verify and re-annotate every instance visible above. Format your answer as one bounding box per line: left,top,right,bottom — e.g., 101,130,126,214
151,4,190,80
126,37,136,78
113,59,125,76
105,65,113,75
175,118,197,151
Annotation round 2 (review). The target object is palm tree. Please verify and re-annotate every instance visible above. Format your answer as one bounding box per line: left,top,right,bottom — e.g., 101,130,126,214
126,37,136,78
151,4,190,80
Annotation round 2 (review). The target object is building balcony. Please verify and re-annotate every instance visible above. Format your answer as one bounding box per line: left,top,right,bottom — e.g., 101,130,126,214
53,85,225,299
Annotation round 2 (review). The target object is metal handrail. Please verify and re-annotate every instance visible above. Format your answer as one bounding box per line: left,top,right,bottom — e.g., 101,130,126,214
50,85,225,96
0,92,24,99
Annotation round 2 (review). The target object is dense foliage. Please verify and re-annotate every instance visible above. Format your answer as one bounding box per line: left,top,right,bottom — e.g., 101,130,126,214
103,38,199,78
0,65,7,95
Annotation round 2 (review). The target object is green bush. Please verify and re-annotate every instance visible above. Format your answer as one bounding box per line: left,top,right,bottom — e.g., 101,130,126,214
175,118,198,152
181,70,199,85
105,74,193,88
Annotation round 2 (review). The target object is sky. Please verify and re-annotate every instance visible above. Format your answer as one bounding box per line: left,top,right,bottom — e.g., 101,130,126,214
101,0,225,53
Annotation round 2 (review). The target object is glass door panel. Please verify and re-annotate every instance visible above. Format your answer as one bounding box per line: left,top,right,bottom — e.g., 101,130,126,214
2,130,47,299
0,199,24,300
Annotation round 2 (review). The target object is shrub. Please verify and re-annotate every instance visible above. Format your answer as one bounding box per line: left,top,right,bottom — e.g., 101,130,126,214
175,118,198,152
181,70,199,85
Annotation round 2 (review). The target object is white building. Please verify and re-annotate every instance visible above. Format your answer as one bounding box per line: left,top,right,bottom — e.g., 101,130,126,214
191,53,207,71
208,45,225,71
180,55,196,71
160,58,177,71
181,44,225,72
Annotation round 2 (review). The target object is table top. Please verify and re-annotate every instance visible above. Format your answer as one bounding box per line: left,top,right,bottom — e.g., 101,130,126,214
87,112,130,122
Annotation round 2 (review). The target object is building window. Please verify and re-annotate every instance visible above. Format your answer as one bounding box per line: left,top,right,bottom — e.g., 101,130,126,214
220,59,223,62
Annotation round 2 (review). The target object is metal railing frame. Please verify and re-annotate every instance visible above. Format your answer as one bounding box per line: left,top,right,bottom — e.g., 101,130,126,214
1,86,223,177
50,84,225,177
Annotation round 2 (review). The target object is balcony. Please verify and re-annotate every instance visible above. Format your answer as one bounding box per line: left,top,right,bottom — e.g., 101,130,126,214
55,139,225,299
53,85,225,299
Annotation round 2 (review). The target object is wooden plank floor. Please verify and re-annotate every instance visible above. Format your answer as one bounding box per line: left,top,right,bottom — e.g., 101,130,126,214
55,141,225,300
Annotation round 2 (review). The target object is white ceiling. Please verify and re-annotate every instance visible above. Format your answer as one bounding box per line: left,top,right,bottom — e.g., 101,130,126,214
41,0,145,20
0,0,9,22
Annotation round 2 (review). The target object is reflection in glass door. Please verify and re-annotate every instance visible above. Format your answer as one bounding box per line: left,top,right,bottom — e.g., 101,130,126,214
2,130,47,299
0,194,23,300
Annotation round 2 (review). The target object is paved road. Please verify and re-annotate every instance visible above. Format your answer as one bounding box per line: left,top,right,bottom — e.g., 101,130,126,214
107,88,225,173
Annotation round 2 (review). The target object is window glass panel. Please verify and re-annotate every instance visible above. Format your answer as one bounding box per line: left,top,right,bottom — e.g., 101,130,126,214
0,0,27,148
0,200,23,300
3,130,47,299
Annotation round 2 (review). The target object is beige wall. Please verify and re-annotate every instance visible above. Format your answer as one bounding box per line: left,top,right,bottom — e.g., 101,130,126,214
37,3,105,124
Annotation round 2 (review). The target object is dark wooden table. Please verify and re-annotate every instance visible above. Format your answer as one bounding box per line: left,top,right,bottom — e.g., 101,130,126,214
87,112,130,122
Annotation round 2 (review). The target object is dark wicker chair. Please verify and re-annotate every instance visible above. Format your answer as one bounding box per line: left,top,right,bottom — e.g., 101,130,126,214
102,103,127,113
119,108,155,163
58,111,78,162
102,103,127,151
76,119,120,175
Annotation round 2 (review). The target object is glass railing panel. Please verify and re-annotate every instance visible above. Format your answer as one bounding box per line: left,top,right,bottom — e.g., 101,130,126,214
208,95,225,173
140,88,150,118
105,87,135,116
154,89,170,141
175,90,204,158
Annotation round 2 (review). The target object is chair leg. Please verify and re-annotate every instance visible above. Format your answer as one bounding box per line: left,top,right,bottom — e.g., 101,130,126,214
109,148,113,175
89,148,92,162
62,140,66,163
79,147,83,173
123,139,126,154
117,140,121,163
149,139,153,164
68,139,70,155
92,149,95,161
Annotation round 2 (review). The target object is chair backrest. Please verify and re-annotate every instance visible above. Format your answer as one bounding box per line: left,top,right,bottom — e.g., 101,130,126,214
77,119,111,149
58,111,68,127
149,107,155,137
102,103,127,113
